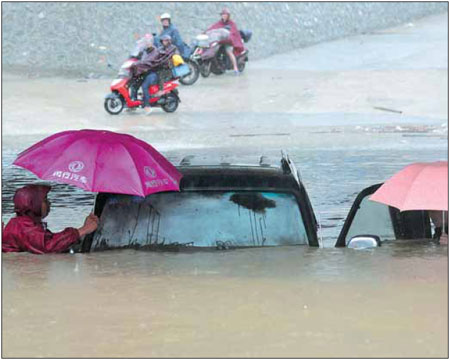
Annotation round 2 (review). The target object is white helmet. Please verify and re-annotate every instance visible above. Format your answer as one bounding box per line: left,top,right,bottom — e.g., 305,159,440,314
160,13,171,20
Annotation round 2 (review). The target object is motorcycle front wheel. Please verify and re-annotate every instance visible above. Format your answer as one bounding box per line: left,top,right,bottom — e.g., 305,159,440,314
238,61,246,72
179,60,199,86
104,94,125,115
161,93,179,113
200,61,211,78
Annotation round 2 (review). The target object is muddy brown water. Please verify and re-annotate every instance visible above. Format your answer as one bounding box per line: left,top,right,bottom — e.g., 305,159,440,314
2,243,447,358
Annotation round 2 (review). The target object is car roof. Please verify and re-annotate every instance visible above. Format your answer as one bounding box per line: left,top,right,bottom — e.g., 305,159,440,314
175,154,303,192
176,154,285,168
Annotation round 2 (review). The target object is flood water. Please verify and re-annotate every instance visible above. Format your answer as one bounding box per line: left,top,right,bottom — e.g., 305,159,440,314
2,243,447,358
2,13,449,358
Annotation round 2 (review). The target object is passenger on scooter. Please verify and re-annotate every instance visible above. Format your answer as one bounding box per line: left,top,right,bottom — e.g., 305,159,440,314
207,8,244,75
154,35,179,97
158,13,190,59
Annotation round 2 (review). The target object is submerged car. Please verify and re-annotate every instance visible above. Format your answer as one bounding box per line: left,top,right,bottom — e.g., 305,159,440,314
79,155,439,253
335,184,434,248
81,154,319,252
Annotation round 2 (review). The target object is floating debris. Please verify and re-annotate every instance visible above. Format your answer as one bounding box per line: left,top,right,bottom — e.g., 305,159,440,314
373,106,403,114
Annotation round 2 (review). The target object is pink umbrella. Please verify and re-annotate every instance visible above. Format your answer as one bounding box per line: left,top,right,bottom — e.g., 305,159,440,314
13,129,182,197
370,161,448,211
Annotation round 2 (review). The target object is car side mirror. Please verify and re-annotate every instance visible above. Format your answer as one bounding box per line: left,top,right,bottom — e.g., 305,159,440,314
347,235,381,249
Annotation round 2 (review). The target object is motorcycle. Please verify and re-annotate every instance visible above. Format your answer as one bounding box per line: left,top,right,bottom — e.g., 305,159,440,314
104,57,181,115
189,28,252,77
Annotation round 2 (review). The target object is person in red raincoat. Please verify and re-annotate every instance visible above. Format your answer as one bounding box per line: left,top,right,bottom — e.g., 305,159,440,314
207,8,244,74
2,184,99,254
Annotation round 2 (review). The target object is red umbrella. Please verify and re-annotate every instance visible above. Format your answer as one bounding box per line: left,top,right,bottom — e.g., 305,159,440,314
13,129,182,197
370,161,448,211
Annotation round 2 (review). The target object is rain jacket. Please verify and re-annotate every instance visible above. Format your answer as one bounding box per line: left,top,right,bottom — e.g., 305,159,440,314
158,24,191,59
131,44,178,77
2,185,80,254
207,19,244,55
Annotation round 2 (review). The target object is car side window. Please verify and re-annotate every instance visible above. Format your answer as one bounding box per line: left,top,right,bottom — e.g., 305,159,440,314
345,195,396,245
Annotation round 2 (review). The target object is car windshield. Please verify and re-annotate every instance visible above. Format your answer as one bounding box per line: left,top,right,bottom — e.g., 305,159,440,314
91,191,309,250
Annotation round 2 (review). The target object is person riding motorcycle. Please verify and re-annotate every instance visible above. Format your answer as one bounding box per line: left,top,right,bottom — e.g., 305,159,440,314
130,34,177,114
155,34,179,96
158,13,190,59
207,8,244,74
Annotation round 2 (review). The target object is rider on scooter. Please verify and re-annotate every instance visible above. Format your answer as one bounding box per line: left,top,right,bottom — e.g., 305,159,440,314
158,13,190,59
129,34,156,102
207,8,244,75
130,34,178,115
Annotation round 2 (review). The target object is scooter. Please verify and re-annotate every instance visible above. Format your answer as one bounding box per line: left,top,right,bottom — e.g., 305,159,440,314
104,57,181,115
190,28,252,77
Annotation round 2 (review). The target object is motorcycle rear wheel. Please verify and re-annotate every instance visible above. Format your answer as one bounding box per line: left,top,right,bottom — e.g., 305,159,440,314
179,60,200,86
104,95,125,115
161,93,179,113
210,60,225,75
211,49,227,75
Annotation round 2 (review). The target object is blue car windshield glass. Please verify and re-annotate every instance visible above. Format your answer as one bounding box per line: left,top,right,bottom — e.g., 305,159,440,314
92,191,308,250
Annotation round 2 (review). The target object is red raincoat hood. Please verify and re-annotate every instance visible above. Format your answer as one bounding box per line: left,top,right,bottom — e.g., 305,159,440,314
13,184,51,223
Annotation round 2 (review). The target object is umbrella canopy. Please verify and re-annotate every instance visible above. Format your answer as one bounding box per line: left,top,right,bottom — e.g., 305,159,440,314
370,161,448,211
13,129,182,197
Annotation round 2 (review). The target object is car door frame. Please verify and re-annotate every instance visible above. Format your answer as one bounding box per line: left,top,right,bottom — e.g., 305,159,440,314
335,183,432,247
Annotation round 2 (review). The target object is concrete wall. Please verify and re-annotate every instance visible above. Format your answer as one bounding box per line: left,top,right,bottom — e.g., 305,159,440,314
2,1,447,77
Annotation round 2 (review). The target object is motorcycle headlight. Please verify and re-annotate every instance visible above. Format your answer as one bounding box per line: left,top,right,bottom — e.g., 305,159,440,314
196,34,209,41
111,79,122,87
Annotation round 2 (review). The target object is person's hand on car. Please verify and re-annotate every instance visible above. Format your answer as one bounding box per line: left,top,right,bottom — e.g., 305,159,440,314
78,213,99,237
83,213,99,226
